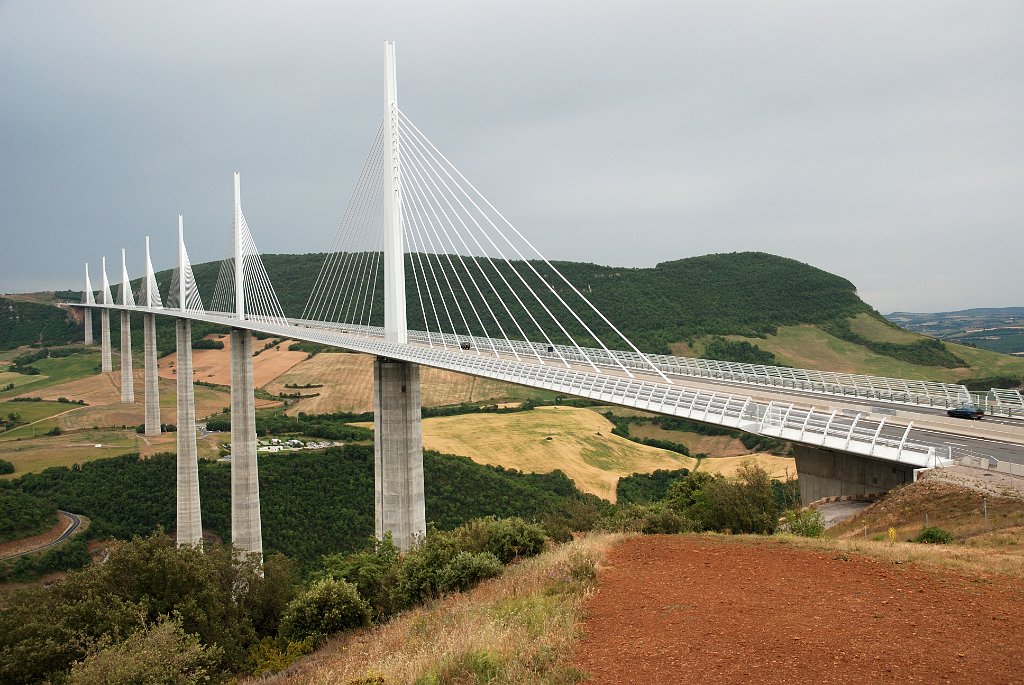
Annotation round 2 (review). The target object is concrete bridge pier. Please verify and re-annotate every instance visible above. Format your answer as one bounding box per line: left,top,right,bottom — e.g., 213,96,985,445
100,310,112,372
793,444,915,506
143,313,160,436
83,310,93,346
230,328,262,560
175,318,203,547
119,311,134,403
374,357,426,551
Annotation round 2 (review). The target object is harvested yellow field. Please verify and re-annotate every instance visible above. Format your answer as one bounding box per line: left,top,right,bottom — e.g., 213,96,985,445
267,352,545,415
414,406,695,502
157,335,307,388
25,370,122,405
54,380,245,430
697,454,797,480
0,429,141,477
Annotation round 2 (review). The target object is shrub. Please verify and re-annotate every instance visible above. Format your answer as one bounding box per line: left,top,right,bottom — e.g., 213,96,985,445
691,463,779,534
597,503,693,534
780,508,826,538
315,535,401,622
911,526,954,545
66,617,222,685
245,636,315,677
396,530,462,608
454,516,547,564
437,551,503,593
0,458,17,475
279,578,371,642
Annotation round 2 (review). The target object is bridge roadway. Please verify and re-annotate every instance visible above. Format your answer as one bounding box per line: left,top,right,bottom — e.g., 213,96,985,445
84,303,1024,468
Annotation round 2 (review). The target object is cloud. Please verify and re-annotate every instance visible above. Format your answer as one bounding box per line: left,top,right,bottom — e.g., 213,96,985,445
1,0,1021,313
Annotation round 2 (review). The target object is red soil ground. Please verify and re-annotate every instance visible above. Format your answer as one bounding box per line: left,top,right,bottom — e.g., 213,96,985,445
574,535,1024,684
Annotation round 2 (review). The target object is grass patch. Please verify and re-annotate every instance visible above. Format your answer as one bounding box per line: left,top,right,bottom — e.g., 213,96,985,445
847,313,922,344
0,429,139,477
269,533,622,685
0,351,99,400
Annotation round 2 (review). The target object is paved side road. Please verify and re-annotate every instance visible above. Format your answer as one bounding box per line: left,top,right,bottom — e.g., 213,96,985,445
0,511,83,562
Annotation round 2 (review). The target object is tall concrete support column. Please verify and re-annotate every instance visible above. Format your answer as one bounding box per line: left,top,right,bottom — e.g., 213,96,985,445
175,318,203,547
100,310,112,372
793,444,914,506
374,357,425,551
143,313,161,436
230,328,262,559
83,310,93,346
120,311,134,403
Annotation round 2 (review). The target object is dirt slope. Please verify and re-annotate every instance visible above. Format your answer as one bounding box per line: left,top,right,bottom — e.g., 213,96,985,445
574,535,1024,684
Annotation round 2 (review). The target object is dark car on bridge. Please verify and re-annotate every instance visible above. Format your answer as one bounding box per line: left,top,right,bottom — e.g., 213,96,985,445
947,404,984,420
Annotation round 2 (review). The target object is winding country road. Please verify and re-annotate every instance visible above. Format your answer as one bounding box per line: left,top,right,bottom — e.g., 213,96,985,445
0,511,83,561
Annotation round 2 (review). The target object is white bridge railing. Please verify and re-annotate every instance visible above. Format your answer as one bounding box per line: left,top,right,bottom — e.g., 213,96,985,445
298,321,980,412
188,311,949,469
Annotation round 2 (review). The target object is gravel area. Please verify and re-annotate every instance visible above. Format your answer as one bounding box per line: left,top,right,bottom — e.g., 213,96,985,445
574,535,1024,684
921,465,1024,499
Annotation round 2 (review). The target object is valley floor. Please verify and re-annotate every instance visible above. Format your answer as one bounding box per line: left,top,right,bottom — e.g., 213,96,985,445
574,535,1024,684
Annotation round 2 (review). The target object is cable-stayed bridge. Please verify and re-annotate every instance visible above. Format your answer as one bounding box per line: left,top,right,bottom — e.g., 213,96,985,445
74,43,1024,557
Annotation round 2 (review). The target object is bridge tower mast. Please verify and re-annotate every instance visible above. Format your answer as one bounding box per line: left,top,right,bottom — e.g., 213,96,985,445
375,41,425,550
383,40,407,344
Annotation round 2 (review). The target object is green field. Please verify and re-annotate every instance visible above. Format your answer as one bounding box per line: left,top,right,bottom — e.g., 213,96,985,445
0,400,80,440
0,349,100,400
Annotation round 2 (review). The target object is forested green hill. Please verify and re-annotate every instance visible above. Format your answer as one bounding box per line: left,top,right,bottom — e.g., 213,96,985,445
10,447,605,568
21,251,874,356
0,298,80,349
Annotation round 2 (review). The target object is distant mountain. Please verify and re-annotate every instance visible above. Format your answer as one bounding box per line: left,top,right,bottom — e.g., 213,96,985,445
886,307,1024,356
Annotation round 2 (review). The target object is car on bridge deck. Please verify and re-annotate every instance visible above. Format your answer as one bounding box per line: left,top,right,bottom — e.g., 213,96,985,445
947,404,985,420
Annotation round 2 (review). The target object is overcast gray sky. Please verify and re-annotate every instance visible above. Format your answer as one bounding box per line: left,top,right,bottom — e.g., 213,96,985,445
1,0,1020,313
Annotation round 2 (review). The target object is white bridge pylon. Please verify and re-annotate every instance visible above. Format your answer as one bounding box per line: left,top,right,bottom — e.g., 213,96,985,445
304,44,669,386
209,173,288,327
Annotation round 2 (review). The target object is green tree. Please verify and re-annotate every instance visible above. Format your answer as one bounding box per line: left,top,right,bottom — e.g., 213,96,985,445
66,617,222,685
279,578,371,642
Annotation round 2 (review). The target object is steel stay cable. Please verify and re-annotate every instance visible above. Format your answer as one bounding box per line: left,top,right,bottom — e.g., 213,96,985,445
399,128,540,363
313,130,385,323
402,182,464,346
320,134,386,324
400,140,490,353
399,132,517,360
401,204,436,346
399,133,501,356
397,114,586,371
398,111,661,382
305,122,385,321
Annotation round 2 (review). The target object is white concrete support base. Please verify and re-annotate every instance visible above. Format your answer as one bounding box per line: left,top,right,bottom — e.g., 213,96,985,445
374,357,426,551
175,318,203,547
230,328,262,560
143,314,161,436
793,444,914,505
119,311,134,403
83,309,93,346
100,310,112,372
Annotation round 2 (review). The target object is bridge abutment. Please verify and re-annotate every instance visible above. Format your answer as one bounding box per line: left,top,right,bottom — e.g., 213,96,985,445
230,328,262,560
175,318,203,547
100,310,112,372
143,313,160,436
793,444,914,505
119,311,134,402
374,357,426,551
